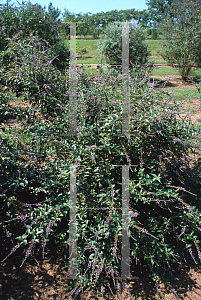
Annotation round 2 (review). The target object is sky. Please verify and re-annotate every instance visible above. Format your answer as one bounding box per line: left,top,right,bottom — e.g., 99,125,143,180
1,0,148,15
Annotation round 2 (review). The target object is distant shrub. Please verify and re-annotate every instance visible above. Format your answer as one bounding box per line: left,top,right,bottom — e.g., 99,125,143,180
78,47,87,55
151,28,158,40
158,0,201,81
97,22,150,67
147,28,152,36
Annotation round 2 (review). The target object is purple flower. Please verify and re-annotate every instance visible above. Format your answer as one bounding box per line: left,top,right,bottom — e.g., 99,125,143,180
112,246,117,255
18,70,22,77
12,33,19,40
31,156,37,162
10,243,21,254
91,244,98,253
41,240,46,249
174,137,182,143
137,130,144,135
75,287,82,296
104,218,110,228
84,244,90,251
6,231,12,238
170,286,177,296
141,228,148,234
178,186,185,191
69,288,76,296
30,218,37,226
156,130,163,136
95,265,103,283
89,145,96,150
125,154,130,163
111,188,115,198
24,243,33,260
17,214,27,222
46,220,55,236
125,134,130,141
197,251,201,262
109,266,114,276
131,211,138,218
116,282,121,293
92,260,97,272
123,282,132,297
187,205,194,214
91,155,96,163
155,280,159,289
196,225,201,232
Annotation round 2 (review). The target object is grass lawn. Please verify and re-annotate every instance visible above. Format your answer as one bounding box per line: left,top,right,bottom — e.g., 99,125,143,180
146,39,164,56
150,66,180,76
171,88,201,102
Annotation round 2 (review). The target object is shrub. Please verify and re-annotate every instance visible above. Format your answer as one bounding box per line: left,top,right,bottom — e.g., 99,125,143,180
0,1,69,72
147,28,152,36
97,22,150,67
158,0,201,81
151,28,158,39
0,34,68,119
78,47,87,55
0,42,201,299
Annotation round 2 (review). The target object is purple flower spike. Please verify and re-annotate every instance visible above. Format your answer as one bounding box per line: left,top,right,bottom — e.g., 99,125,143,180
6,231,12,238
116,282,121,293
91,155,96,163
131,211,138,218
141,228,148,234
11,243,21,254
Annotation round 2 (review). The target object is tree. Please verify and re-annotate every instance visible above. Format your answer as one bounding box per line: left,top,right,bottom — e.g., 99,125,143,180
47,1,60,21
146,0,177,24
158,0,201,81
146,0,199,24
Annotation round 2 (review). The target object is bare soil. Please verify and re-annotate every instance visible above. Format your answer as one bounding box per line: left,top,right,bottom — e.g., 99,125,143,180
1,244,201,300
